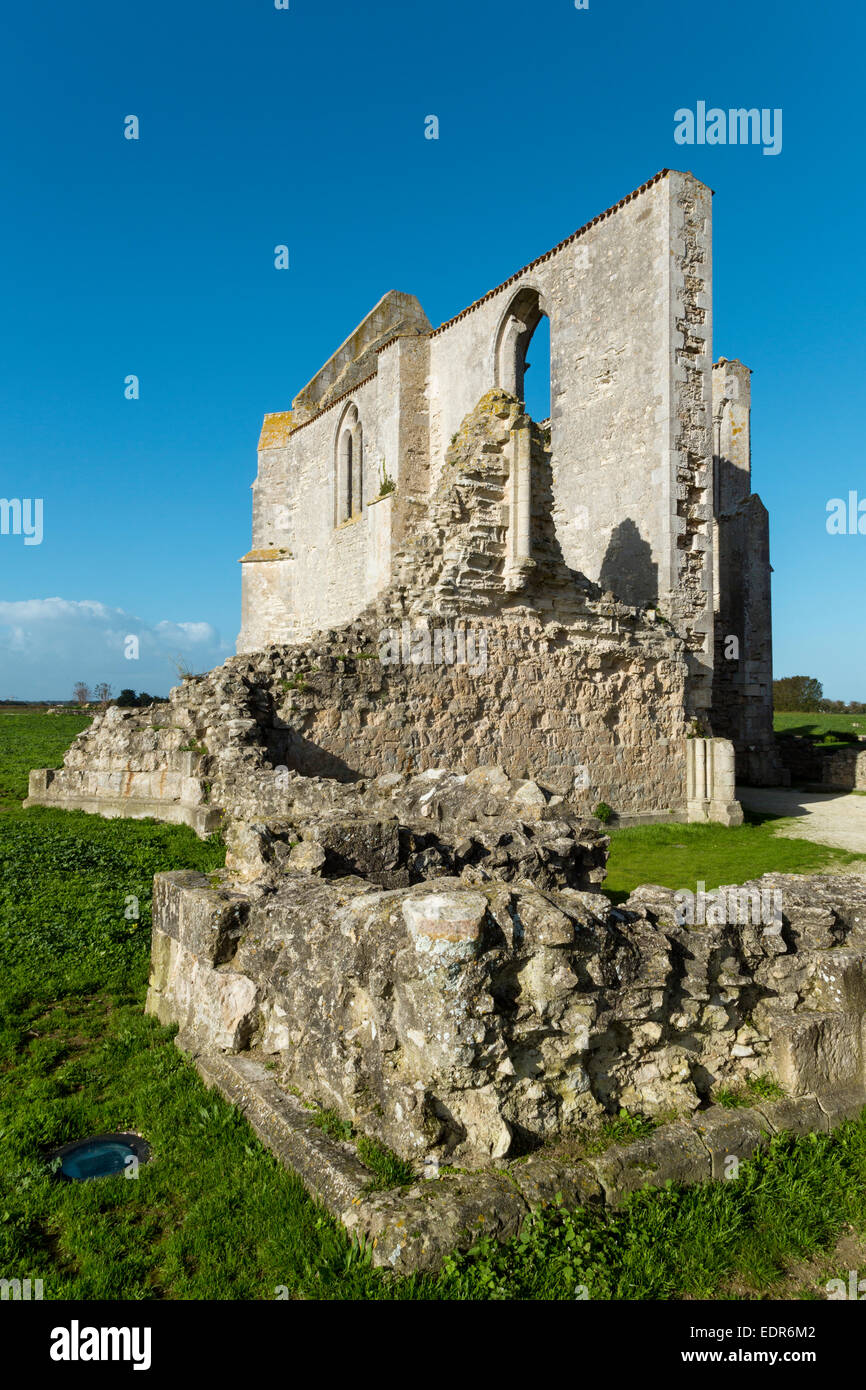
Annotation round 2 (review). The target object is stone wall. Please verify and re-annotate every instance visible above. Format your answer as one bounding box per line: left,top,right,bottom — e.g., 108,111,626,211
239,174,714,667
777,736,866,792
291,290,430,425
147,866,866,1166
235,170,778,785
710,359,784,785
239,371,384,651
823,746,866,790
26,616,689,829
665,175,715,717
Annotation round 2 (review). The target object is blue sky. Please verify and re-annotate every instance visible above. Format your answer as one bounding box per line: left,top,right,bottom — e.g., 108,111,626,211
1,0,863,700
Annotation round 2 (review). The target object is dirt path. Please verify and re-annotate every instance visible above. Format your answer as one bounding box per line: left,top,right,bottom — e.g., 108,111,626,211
738,786,866,855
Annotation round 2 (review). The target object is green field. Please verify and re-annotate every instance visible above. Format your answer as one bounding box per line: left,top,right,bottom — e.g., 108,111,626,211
604,817,866,901
774,710,866,742
2,709,866,1300
0,708,92,811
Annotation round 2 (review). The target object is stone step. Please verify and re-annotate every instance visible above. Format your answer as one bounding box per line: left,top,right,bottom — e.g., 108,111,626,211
194,1053,372,1216
25,768,221,836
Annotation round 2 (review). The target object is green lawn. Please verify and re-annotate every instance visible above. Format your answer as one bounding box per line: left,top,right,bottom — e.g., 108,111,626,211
2,709,866,1300
0,708,92,811
774,710,866,743
604,817,866,902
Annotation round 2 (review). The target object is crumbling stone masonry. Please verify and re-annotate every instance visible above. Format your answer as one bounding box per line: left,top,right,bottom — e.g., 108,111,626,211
28,386,741,828
147,863,866,1168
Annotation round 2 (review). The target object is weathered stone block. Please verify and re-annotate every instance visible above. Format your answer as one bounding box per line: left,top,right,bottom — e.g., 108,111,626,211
770,1012,863,1095
814,1084,866,1130
590,1122,711,1205
508,1156,603,1211
806,952,866,1014
341,1173,527,1273
153,871,249,965
754,1095,827,1138
146,930,258,1053
691,1105,771,1179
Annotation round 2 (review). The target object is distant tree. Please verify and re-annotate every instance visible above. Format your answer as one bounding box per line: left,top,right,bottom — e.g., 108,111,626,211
773,675,824,712
73,682,91,706
818,697,866,715
94,682,113,707
116,688,138,707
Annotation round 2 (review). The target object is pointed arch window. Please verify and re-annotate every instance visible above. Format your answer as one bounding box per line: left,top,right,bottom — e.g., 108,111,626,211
334,403,364,524
494,286,550,421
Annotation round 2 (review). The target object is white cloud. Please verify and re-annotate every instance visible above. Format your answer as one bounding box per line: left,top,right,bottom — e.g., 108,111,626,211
0,598,232,701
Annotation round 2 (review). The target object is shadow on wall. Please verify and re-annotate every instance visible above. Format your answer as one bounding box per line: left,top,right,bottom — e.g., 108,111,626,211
270,730,362,783
599,519,658,607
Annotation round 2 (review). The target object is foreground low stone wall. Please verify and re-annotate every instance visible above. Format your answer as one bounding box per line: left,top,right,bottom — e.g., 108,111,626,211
147,867,866,1168
192,1049,866,1274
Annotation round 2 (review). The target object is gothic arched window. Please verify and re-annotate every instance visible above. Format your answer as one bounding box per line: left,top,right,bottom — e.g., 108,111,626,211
334,403,364,524
494,286,550,420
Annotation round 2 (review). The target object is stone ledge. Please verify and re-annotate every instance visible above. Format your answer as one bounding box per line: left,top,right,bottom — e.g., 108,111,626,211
691,1105,772,1179
754,1094,827,1137
590,1121,710,1205
815,1084,866,1129
189,1048,866,1273
194,1052,373,1214
342,1172,527,1274
24,789,223,837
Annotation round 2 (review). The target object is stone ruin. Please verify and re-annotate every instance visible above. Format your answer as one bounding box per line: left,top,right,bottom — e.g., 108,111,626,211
28,170,865,1200
146,863,866,1168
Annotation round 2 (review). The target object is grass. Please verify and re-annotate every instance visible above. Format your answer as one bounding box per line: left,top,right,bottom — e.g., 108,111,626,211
576,1108,659,1156
774,711,866,744
441,1126,866,1300
0,721,413,1300
603,813,866,902
304,1106,416,1189
0,708,91,811
714,1075,787,1110
2,709,866,1300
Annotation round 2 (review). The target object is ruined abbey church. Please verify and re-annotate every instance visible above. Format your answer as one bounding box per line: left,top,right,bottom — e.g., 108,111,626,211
29,173,866,1248
239,165,779,797
30,169,781,835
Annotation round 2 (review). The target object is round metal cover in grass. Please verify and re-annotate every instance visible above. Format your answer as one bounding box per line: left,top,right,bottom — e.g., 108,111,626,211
49,1132,151,1182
